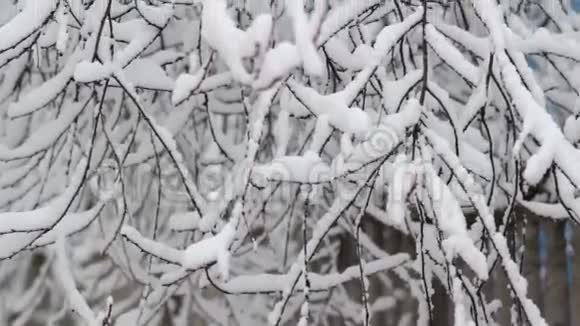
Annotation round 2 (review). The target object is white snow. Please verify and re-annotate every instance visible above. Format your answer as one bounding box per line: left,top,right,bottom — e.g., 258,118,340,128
123,58,174,90
425,129,547,326
426,24,480,85
286,0,324,77
373,8,424,62
8,50,82,118
53,235,98,325
201,0,271,84
0,0,577,324
135,0,173,28
274,109,291,157
256,151,330,184
55,1,69,53
0,159,86,234
386,155,414,227
317,0,382,46
0,98,90,161
286,79,371,136
0,0,58,53
253,42,301,90
121,226,183,265
325,38,374,70
172,70,206,105
74,61,113,83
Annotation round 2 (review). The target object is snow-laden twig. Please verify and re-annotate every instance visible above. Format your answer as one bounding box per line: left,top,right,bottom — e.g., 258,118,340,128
424,130,547,326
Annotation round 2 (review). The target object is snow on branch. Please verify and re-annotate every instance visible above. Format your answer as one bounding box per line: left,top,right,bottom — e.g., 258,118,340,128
0,0,59,54
424,129,547,326
209,253,409,294
2,0,580,324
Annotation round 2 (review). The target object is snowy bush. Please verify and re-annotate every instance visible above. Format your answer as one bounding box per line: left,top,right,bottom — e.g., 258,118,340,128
1,0,580,325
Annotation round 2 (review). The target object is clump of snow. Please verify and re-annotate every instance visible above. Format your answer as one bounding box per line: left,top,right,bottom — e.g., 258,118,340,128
8,50,82,118
317,0,381,46
373,8,424,62
285,0,324,77
172,70,206,105
253,42,300,90
325,37,374,71
135,0,173,28
123,58,174,90
425,24,479,85
74,61,113,83
201,0,272,84
287,80,371,136
255,151,331,184
181,202,241,280
0,0,59,53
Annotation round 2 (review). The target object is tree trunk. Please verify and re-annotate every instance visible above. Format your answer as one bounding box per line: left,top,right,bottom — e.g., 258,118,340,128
571,224,580,326
543,221,568,326
431,278,451,326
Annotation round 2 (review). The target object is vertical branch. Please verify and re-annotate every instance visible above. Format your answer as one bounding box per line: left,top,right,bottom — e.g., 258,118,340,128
419,0,428,105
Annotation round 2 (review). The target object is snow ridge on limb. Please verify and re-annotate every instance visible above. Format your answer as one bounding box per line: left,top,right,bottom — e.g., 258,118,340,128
473,0,580,188
280,7,424,139
200,0,272,84
373,7,424,60
267,100,423,326
425,24,479,85
0,0,59,54
424,130,547,326
421,163,488,280
0,96,93,161
317,0,382,46
8,49,82,118
0,159,87,235
29,201,107,249
54,235,113,326
285,0,325,77
286,79,371,136
121,201,241,284
206,254,409,294
0,159,112,259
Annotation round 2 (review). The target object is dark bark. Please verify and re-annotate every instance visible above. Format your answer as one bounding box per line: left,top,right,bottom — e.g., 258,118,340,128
543,221,568,326
572,224,580,326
